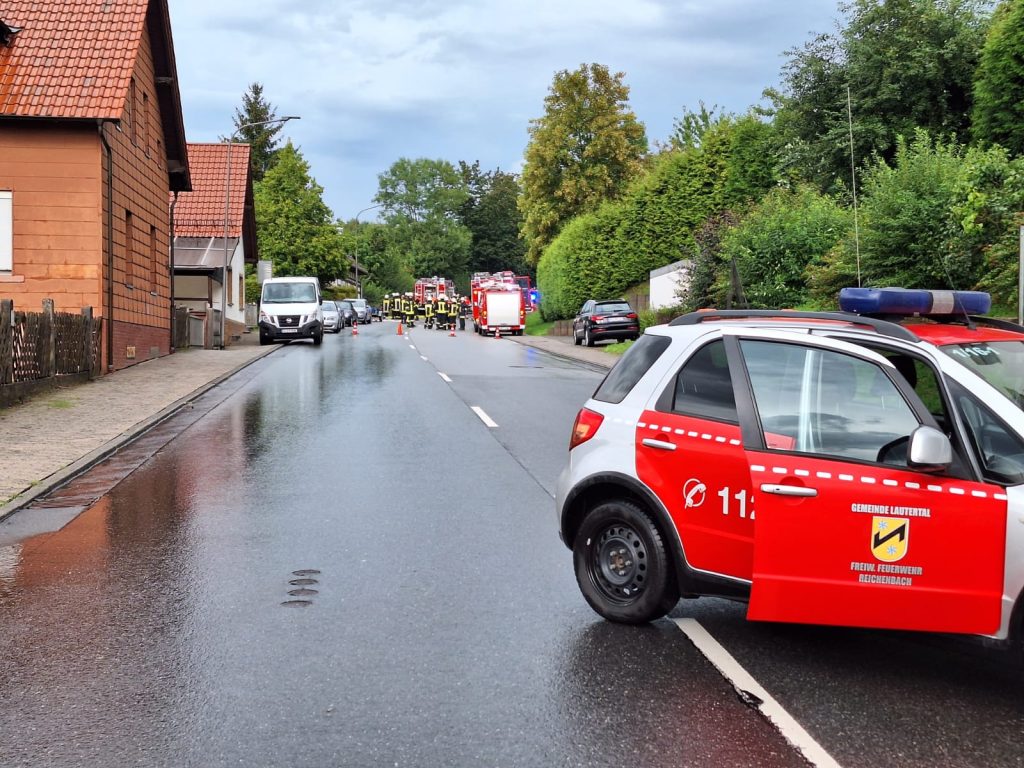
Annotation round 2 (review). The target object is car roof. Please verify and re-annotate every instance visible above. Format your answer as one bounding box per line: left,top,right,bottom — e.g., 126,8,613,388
661,309,1024,346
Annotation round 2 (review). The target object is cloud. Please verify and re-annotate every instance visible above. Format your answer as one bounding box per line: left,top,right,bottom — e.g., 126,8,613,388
169,0,840,217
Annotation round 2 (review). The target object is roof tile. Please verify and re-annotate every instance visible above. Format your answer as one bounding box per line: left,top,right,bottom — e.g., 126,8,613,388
0,0,147,119
173,143,252,238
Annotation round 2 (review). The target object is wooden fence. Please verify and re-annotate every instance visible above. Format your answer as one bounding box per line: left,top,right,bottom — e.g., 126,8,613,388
0,299,102,407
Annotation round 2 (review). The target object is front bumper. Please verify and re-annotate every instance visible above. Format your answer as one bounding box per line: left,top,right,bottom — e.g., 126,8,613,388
259,319,321,340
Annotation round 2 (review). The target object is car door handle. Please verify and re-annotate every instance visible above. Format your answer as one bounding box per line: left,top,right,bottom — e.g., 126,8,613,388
760,484,818,498
642,438,676,451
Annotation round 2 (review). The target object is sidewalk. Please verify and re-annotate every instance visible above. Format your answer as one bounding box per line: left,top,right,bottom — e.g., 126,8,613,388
0,329,614,520
508,332,616,373
0,334,277,517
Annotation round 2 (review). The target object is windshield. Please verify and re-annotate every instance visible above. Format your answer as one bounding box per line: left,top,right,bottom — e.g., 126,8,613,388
322,301,337,311
262,282,317,304
350,299,367,308
942,340,1024,409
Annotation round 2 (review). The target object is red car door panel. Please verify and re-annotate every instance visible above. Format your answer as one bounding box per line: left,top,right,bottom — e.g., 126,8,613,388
746,453,1006,634
635,412,753,579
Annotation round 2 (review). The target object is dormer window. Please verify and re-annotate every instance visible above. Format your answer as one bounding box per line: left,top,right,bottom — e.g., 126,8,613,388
0,19,23,47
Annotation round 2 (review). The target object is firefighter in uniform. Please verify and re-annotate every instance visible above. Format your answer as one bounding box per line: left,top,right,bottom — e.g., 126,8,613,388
402,293,414,327
415,297,426,327
424,298,435,329
459,298,468,331
382,295,391,320
436,295,449,330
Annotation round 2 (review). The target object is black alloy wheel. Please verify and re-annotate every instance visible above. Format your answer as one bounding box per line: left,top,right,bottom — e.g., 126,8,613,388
584,326,595,347
573,500,678,624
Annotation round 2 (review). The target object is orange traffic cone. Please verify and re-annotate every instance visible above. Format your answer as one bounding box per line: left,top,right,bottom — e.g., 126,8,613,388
351,323,359,336
396,321,404,336
449,325,456,337
495,328,501,339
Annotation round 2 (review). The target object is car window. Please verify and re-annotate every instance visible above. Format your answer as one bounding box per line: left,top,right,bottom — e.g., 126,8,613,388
322,301,337,311
667,339,737,423
740,340,920,463
593,334,672,404
949,380,1024,485
595,302,631,313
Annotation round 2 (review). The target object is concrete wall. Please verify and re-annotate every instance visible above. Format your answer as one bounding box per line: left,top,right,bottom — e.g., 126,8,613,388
650,260,692,310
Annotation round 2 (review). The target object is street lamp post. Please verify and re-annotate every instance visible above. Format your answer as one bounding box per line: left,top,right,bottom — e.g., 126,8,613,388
348,203,384,299
221,115,299,348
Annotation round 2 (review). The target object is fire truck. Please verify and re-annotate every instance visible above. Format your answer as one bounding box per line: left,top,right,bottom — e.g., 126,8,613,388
414,276,453,304
470,272,527,336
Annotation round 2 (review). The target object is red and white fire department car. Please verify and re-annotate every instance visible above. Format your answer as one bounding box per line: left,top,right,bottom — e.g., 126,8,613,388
557,288,1024,653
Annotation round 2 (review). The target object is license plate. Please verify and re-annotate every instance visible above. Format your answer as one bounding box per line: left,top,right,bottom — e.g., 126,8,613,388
281,328,297,334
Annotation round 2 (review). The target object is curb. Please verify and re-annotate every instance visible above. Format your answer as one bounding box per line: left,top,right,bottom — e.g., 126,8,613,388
0,345,280,522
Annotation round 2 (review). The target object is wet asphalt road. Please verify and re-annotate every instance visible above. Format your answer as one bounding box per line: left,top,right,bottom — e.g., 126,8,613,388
0,322,1021,767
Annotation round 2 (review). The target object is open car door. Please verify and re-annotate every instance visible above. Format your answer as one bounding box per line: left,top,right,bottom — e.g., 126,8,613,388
732,333,1006,634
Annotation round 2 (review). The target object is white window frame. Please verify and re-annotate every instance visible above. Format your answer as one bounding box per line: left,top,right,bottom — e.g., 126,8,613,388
0,191,12,272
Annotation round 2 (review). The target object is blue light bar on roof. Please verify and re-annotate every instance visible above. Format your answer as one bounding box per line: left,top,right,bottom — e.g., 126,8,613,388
839,287,991,316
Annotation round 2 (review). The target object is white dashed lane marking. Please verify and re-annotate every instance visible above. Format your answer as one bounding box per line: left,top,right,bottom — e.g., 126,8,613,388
471,406,498,428
675,619,843,768
421,356,429,361
438,372,453,383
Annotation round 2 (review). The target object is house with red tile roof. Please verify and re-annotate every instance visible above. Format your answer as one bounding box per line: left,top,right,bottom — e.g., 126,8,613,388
172,142,257,347
0,0,190,372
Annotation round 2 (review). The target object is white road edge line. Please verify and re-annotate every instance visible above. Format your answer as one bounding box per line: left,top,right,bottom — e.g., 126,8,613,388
421,356,429,361
674,618,843,768
438,372,453,383
471,406,498,428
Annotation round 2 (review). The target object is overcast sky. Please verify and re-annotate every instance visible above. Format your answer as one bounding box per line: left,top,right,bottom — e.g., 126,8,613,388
169,0,841,222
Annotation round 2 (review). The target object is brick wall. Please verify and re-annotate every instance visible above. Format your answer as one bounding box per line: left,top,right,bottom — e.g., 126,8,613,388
110,319,169,369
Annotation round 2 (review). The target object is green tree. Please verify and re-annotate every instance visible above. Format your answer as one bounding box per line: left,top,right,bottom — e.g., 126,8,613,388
458,162,528,277
229,82,290,182
520,63,648,264
720,186,851,308
972,0,1024,156
253,142,344,286
772,0,990,189
375,158,471,280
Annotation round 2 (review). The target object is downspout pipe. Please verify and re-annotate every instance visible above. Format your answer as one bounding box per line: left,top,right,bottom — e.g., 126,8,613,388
169,190,178,352
98,120,114,373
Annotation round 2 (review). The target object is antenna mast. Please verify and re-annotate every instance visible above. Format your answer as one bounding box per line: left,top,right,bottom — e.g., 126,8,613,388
848,86,861,288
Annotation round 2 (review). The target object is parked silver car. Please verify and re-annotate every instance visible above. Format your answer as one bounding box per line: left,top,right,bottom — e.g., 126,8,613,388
349,298,371,324
321,300,342,333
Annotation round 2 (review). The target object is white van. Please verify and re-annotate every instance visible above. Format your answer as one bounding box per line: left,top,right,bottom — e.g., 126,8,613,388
258,276,324,346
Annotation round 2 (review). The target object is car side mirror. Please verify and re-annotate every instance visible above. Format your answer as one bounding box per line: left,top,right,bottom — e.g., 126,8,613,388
907,426,952,473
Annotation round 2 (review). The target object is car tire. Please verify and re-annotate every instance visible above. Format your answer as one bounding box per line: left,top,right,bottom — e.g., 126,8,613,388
584,327,595,347
573,500,678,624
313,329,323,346
574,328,582,346
259,332,270,346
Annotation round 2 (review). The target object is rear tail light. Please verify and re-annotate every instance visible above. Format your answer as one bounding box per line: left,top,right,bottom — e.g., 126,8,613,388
591,315,605,322
626,312,638,319
569,408,604,450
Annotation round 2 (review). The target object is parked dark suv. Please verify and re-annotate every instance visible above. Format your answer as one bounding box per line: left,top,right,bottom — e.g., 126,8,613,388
572,299,640,347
